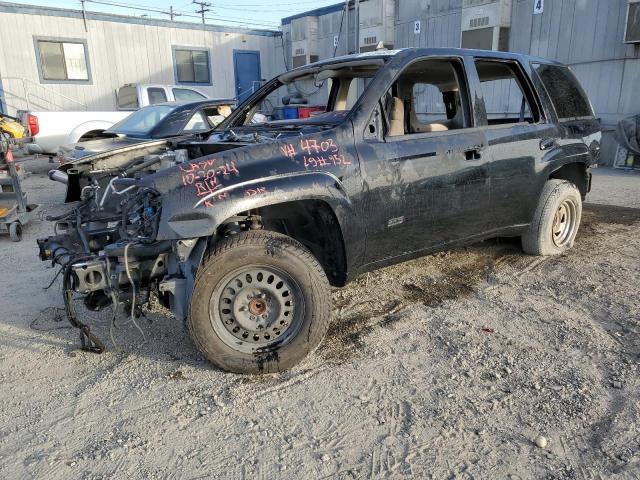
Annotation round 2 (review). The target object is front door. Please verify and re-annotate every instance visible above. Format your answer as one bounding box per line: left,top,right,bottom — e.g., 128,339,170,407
233,50,261,104
357,57,492,266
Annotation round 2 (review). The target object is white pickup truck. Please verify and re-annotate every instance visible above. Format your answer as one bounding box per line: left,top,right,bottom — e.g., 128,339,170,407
18,84,208,156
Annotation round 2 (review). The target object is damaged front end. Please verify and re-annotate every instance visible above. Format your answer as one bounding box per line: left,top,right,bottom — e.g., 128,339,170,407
37,143,196,352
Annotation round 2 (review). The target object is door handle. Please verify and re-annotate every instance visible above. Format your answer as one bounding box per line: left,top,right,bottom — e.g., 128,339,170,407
540,138,558,151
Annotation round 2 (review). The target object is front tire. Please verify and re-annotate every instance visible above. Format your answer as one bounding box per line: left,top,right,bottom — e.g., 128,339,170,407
522,179,582,256
188,231,331,374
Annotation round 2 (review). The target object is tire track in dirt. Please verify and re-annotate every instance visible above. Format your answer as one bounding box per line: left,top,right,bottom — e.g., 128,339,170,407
318,203,640,365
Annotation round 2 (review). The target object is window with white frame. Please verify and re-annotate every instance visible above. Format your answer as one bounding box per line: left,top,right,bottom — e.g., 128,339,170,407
36,39,90,82
174,47,211,84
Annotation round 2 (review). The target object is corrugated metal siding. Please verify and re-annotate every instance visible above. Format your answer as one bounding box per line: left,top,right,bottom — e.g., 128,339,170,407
392,0,640,128
510,0,640,127
0,7,280,114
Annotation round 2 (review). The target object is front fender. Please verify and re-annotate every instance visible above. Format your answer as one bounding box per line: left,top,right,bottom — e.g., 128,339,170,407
157,170,355,240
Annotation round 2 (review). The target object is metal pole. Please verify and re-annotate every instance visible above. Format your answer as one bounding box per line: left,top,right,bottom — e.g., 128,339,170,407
80,0,88,32
193,1,211,25
355,0,360,53
22,79,29,111
345,0,349,54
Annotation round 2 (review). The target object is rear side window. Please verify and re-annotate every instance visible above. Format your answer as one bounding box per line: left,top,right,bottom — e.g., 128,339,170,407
474,59,540,125
532,64,594,121
183,111,210,132
117,86,139,110
148,88,168,105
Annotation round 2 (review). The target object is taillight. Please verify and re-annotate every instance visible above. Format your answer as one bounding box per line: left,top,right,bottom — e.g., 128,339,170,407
27,114,39,137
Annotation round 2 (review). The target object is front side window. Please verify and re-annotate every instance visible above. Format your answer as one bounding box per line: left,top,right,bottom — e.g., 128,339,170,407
532,64,594,121
174,48,211,84
37,39,89,82
474,59,540,125
382,58,471,137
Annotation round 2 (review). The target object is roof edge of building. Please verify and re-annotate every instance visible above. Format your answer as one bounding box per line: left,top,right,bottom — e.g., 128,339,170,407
281,2,345,26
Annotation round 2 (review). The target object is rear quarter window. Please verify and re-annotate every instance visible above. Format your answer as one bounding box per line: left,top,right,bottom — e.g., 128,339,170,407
532,64,594,121
117,86,139,110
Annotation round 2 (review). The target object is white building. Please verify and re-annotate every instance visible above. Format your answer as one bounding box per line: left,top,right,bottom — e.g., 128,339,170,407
0,1,282,114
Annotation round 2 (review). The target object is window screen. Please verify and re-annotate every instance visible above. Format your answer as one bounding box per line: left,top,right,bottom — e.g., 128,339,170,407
461,28,493,50
175,49,211,84
38,40,89,81
533,64,594,120
625,2,640,43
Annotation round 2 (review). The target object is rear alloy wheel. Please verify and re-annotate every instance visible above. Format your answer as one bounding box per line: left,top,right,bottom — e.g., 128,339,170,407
522,179,582,256
188,231,331,374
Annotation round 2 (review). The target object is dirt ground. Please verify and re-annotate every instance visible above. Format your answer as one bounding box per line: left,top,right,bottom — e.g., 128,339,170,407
0,160,639,479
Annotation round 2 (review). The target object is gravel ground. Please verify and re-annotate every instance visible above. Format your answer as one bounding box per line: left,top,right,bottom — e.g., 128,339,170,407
0,161,639,479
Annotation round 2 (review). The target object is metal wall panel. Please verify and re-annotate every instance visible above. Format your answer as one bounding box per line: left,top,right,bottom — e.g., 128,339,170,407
0,6,280,114
393,0,640,128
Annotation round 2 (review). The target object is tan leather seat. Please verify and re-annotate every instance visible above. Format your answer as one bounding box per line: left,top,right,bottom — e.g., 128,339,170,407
388,97,405,136
409,104,449,133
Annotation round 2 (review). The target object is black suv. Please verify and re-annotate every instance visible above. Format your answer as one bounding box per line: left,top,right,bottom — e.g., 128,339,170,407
38,48,601,374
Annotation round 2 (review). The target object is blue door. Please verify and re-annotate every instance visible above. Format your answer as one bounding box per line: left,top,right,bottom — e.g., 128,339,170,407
233,50,261,103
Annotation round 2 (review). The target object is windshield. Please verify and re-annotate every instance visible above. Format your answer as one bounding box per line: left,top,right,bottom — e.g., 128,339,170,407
222,59,385,129
108,105,174,136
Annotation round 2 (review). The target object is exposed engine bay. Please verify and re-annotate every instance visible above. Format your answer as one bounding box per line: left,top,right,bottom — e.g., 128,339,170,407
39,142,190,351
36,120,335,351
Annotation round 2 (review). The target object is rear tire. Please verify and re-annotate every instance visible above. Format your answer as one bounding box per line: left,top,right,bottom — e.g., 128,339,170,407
9,222,22,242
188,230,331,374
522,180,582,256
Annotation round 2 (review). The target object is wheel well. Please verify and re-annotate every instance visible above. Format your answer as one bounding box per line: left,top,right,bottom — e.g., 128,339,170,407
549,162,589,198
217,200,347,287
78,129,114,142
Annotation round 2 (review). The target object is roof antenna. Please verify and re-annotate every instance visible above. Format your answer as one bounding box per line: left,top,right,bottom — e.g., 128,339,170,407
376,41,387,51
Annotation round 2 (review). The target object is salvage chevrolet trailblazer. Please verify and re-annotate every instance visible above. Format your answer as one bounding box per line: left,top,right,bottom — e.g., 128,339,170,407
38,48,601,374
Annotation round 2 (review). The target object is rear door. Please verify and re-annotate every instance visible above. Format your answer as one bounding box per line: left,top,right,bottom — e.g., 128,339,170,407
357,56,491,265
469,57,559,230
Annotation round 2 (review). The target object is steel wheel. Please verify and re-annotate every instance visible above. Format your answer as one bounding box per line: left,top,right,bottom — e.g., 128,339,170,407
551,199,577,247
209,265,304,354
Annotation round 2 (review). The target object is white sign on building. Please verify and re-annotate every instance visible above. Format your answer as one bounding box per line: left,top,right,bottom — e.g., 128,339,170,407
533,0,544,15
414,20,421,35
